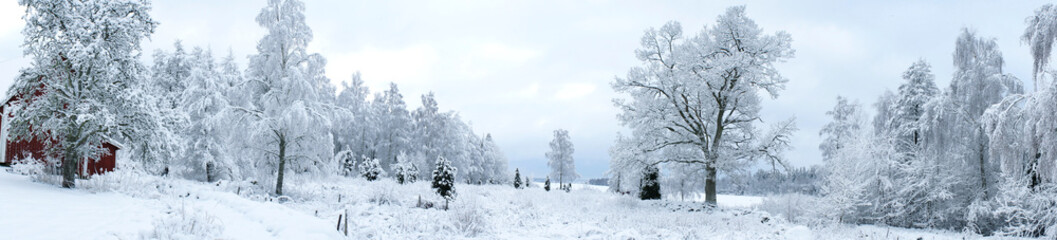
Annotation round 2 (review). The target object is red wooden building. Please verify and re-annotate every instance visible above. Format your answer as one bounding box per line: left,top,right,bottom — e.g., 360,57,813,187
0,94,120,176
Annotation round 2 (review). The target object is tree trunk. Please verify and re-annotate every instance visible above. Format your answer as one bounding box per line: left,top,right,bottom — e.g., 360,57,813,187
206,161,215,182
61,147,78,188
275,134,287,196
977,141,988,199
559,169,563,188
705,164,717,206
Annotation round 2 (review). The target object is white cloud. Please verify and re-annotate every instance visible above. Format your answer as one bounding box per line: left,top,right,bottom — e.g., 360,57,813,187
325,44,439,92
453,42,541,79
473,43,540,64
516,82,540,98
0,2,22,35
554,82,597,100
784,23,865,61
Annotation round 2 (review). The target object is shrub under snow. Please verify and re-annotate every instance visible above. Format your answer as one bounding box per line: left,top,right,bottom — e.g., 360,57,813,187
757,193,826,225
142,201,223,240
9,158,59,185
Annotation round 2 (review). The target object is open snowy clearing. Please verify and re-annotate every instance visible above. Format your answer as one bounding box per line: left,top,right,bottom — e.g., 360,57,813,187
0,168,1017,239
0,169,342,240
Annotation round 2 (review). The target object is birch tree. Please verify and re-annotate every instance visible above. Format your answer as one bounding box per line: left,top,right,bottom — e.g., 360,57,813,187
242,0,335,195
546,129,578,186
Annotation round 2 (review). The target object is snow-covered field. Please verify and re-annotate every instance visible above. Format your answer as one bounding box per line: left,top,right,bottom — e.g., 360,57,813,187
0,168,1013,239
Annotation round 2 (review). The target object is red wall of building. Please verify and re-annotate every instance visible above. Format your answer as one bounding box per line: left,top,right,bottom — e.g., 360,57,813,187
1,90,118,176
3,139,118,177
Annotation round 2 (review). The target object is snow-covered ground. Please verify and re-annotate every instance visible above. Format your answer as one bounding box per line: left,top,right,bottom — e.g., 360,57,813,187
0,168,342,240
0,168,1018,239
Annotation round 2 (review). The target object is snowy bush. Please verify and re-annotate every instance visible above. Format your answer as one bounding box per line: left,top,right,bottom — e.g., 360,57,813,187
617,195,641,209
368,180,400,206
80,167,176,199
757,193,824,225
143,202,223,240
10,157,59,185
449,196,491,237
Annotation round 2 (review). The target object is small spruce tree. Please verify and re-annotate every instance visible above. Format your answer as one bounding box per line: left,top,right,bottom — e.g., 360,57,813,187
639,164,661,200
432,156,457,210
513,168,523,189
336,150,356,177
394,158,417,184
394,163,407,184
406,162,418,183
524,176,531,188
359,156,385,181
544,176,551,191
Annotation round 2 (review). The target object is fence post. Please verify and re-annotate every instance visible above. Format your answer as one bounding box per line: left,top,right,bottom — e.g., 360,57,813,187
336,213,343,231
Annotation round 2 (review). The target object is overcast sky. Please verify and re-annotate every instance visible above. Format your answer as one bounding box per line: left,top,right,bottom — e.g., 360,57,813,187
0,0,1050,179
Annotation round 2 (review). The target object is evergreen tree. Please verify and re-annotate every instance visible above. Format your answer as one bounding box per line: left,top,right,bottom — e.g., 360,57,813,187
394,152,418,184
359,156,384,181
525,176,532,188
640,165,661,200
894,60,939,162
334,150,357,177
432,156,457,210
513,168,523,189
544,176,551,191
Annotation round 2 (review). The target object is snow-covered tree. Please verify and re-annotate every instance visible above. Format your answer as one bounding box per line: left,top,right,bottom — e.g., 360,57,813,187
393,152,418,184
241,0,335,195
374,83,412,173
893,60,939,162
148,43,247,182
819,96,861,162
884,60,954,228
607,133,648,195
981,38,1057,235
544,176,551,191
1023,4,1057,89
513,168,523,189
432,156,457,209
818,96,869,223
334,149,357,177
175,47,231,182
546,129,578,186
10,0,159,188
610,6,796,205
411,92,447,171
872,90,899,136
911,29,1024,231
359,155,384,181
639,164,661,200
481,133,509,184
333,72,373,163
663,162,706,201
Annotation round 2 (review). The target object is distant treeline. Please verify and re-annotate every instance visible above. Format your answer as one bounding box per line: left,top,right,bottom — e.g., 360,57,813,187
716,167,822,196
